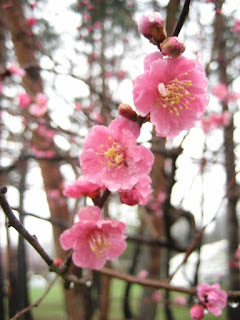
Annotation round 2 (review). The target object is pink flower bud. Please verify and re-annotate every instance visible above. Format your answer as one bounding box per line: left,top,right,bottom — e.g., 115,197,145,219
118,104,137,122
138,12,166,45
160,37,185,57
190,305,205,320
53,258,63,267
27,17,37,27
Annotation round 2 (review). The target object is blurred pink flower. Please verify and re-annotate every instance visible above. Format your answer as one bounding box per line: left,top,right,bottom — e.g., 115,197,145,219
197,283,227,316
201,111,231,133
137,269,149,279
228,92,240,102
63,176,103,199
83,13,91,22
60,206,127,269
91,111,104,124
75,102,83,111
94,21,102,29
175,296,187,306
29,103,48,117
9,63,25,77
232,19,240,33
47,189,60,199
119,175,152,206
116,70,125,80
27,17,37,27
152,290,162,303
212,83,228,101
133,52,208,137
18,93,32,108
235,248,240,260
80,117,153,192
35,92,48,106
190,304,205,320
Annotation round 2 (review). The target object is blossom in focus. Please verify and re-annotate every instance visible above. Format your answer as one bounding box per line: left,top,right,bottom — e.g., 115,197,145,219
119,175,152,206
80,117,154,192
63,176,103,199
138,12,166,44
8,63,26,77
232,19,240,33
60,206,127,270
133,52,208,137
197,283,227,316
18,93,32,108
190,305,205,320
212,83,228,101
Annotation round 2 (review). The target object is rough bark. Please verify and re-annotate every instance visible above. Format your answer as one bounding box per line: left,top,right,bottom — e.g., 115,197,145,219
213,2,240,319
1,1,87,318
16,160,33,320
139,137,167,320
0,8,7,320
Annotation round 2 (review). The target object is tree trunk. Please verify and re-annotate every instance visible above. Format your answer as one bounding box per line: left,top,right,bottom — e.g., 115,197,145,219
2,1,88,318
213,2,240,319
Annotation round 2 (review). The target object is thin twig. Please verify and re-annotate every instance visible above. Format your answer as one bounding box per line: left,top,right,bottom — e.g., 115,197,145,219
10,276,59,320
172,0,193,37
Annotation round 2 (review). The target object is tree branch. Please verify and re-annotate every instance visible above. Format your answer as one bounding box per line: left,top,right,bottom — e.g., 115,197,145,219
172,0,193,37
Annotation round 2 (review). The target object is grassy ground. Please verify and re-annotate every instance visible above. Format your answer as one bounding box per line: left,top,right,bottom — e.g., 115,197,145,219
29,279,226,320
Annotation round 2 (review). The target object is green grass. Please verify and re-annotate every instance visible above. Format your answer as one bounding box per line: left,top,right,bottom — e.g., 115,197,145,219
28,279,227,320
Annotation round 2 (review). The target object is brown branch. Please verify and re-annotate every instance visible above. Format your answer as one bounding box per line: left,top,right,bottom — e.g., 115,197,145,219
172,0,193,37
0,186,54,267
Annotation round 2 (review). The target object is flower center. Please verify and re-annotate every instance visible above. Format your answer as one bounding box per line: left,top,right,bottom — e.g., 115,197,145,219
157,72,195,116
88,230,110,257
96,137,126,169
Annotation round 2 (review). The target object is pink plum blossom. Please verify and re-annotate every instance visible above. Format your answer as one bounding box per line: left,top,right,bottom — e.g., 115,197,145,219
60,206,127,269
64,176,103,199
212,83,228,101
94,21,102,29
232,19,240,33
8,63,26,77
228,92,240,102
190,305,205,320
18,93,32,108
197,283,227,316
91,111,104,124
116,70,125,80
133,52,208,137
83,13,91,22
80,117,153,192
119,175,152,206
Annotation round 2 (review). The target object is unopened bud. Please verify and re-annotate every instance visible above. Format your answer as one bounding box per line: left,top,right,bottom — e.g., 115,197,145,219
118,104,137,122
160,37,185,57
138,12,166,45
53,258,63,267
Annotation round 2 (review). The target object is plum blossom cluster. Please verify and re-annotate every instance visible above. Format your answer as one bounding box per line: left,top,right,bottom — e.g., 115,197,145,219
133,13,209,137
60,12,209,271
200,111,231,133
212,83,240,103
190,283,227,320
61,116,154,269
18,92,48,117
